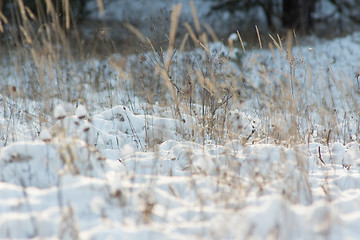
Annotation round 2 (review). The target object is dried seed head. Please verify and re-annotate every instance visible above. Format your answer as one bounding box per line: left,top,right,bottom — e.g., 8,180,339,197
83,122,90,132
54,105,67,120
75,104,87,119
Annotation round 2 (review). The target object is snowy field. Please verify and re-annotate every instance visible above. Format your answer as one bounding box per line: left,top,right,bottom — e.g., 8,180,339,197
1,8,360,239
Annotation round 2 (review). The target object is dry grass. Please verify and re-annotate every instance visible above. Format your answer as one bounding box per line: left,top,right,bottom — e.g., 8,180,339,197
0,1,355,198
1,2,358,239
117,6,356,147
0,1,359,148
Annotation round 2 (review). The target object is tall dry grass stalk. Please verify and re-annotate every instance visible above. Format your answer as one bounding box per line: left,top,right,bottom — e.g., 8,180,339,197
0,0,117,147
1,1,358,147
120,4,360,146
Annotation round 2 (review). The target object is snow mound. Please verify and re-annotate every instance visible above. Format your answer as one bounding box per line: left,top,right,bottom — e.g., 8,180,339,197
2,136,360,239
0,138,122,188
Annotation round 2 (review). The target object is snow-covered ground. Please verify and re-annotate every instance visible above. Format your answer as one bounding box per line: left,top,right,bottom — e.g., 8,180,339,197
1,16,360,239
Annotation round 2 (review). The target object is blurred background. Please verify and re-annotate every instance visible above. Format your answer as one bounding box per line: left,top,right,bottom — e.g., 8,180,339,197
1,0,360,52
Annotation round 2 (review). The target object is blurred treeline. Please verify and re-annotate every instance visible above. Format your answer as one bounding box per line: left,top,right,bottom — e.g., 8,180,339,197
0,0,359,37
211,0,360,34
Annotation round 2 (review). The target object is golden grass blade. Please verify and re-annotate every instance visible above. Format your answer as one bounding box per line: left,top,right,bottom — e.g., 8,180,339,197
25,7,36,21
97,0,105,16
228,37,234,55
204,23,218,42
199,33,208,49
277,34,283,52
184,22,198,44
190,1,200,32
168,3,182,47
45,0,56,16
196,70,205,89
286,30,293,61
19,26,32,44
195,70,214,95
165,3,182,72
179,33,189,53
236,30,246,54
0,11,8,33
155,64,177,101
204,77,215,95
146,37,156,53
0,11,7,24
63,0,70,30
199,41,210,55
255,25,262,49
124,23,146,43
268,34,283,57
17,0,28,22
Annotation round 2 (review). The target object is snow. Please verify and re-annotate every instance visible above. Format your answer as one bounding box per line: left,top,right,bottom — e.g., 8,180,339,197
2,13,360,239
1,115,360,238
39,128,51,142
